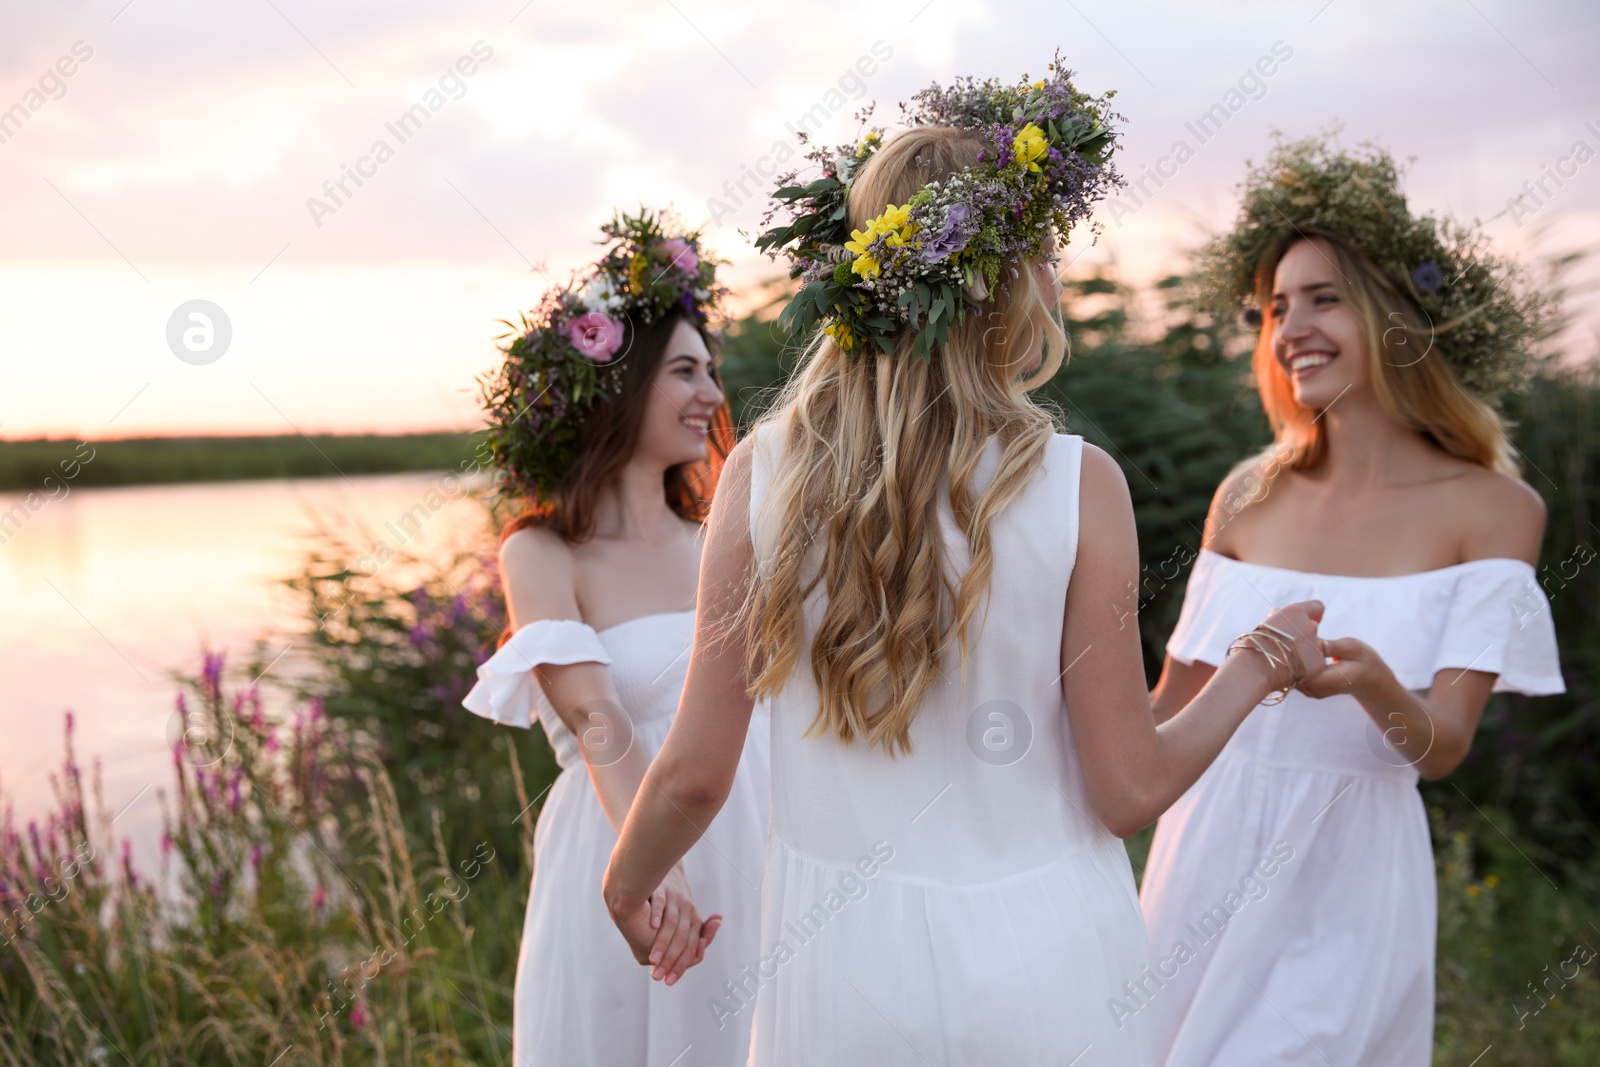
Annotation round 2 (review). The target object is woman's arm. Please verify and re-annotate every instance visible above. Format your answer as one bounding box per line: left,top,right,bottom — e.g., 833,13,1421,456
502,525,720,982
1299,651,1495,779
603,439,759,966
1061,445,1325,837
499,528,658,834
1298,471,1549,780
1149,657,1214,726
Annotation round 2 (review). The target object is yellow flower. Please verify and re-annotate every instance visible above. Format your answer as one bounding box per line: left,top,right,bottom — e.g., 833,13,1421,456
1466,884,1481,897
1032,79,1045,90
845,218,881,255
627,255,649,293
879,203,914,247
823,321,854,351
854,131,882,159
845,204,915,278
1483,874,1499,887
1013,123,1049,173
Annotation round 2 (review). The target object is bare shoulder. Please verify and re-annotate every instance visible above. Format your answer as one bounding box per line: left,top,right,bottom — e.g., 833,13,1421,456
724,432,757,479
1453,465,1547,565
1203,451,1279,554
1078,441,1131,502
499,522,574,584
1075,443,1137,560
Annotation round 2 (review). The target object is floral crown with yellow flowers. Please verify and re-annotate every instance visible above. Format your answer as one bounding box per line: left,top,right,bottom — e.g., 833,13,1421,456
478,208,727,503
1199,132,1550,400
753,54,1123,360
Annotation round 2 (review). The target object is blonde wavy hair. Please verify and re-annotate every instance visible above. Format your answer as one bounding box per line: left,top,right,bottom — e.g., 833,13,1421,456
1243,230,1519,492
741,126,1068,757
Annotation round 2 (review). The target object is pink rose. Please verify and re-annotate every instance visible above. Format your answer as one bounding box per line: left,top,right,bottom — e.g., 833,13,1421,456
660,237,699,276
565,311,625,362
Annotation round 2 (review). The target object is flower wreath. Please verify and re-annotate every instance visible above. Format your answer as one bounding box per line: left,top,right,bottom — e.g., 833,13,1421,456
753,54,1123,360
478,209,727,503
1198,132,1550,400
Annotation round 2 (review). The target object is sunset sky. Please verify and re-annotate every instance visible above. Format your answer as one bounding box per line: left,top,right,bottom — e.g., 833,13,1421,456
2,0,1595,440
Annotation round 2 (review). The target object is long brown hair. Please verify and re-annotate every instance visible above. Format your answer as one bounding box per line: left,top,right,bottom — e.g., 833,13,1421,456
501,308,735,546
1249,229,1518,476
740,126,1067,757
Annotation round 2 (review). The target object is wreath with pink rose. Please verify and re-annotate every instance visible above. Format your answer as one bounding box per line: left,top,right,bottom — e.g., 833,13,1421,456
478,208,727,503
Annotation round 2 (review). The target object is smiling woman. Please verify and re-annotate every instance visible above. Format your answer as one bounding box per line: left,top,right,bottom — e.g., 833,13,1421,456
1143,135,1563,1067
461,211,770,1066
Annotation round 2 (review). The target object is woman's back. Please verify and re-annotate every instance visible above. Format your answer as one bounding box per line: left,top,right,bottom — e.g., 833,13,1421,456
740,419,1154,1065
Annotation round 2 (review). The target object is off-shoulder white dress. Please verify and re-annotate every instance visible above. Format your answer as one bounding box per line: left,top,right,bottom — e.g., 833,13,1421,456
1139,549,1564,1067
743,423,1155,1066
463,612,771,1066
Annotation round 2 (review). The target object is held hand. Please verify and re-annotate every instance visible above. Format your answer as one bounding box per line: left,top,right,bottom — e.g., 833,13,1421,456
1257,599,1328,689
1297,636,1393,701
608,863,720,985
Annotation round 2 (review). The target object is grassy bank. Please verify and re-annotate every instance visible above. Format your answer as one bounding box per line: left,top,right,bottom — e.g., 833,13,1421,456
0,433,481,493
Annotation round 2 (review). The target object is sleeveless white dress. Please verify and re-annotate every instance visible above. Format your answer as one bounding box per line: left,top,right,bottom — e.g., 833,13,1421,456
462,612,772,1066
1140,549,1564,1067
741,423,1155,1066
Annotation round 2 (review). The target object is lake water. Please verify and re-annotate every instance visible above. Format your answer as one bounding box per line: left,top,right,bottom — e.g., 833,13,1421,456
0,471,491,875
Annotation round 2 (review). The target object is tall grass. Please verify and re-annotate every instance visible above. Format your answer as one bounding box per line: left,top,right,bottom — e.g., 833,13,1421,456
0,653,535,1065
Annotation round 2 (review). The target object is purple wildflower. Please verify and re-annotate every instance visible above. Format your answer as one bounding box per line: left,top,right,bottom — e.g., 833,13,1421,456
201,652,225,695
918,203,973,263
1413,261,1444,293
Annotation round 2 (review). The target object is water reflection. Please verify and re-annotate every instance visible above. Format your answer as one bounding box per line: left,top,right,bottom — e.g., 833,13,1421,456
0,471,491,874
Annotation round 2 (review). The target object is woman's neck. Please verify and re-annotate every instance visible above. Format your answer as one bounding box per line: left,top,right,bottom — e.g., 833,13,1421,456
1313,389,1442,490
591,457,679,541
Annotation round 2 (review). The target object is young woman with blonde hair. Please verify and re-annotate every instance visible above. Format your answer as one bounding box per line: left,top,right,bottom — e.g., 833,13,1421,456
604,69,1326,1065
1140,137,1565,1066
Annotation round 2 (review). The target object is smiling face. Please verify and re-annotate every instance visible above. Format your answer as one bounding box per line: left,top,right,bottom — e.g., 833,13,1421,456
635,317,725,468
1269,238,1372,411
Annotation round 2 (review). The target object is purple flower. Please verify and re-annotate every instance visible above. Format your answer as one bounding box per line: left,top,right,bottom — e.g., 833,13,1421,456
201,652,225,696
250,843,264,871
918,204,973,264
564,311,625,362
1413,261,1444,293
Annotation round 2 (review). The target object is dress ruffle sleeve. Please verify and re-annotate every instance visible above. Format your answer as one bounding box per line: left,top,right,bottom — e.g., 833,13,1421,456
461,619,613,729
1431,562,1564,695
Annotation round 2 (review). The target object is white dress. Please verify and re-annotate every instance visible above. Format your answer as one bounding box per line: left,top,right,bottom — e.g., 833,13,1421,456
463,612,772,1067
1140,548,1564,1067
742,423,1155,1066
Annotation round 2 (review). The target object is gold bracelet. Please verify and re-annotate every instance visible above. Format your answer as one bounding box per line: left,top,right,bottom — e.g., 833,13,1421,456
1256,625,1312,689
1248,628,1302,685
1226,628,1300,705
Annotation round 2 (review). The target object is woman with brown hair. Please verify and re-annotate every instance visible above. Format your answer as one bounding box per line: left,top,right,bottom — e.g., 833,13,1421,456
603,68,1326,1065
462,211,771,1066
1140,137,1565,1066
